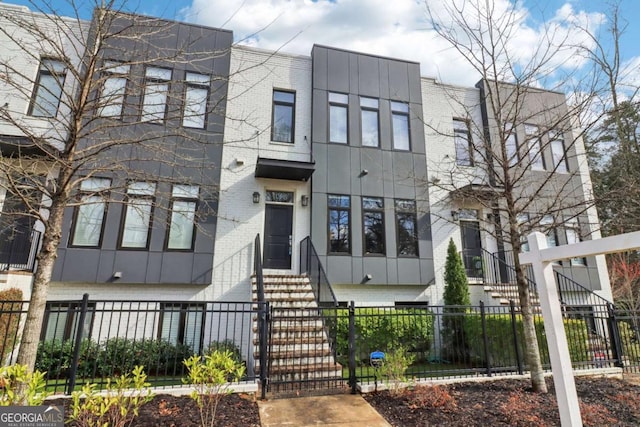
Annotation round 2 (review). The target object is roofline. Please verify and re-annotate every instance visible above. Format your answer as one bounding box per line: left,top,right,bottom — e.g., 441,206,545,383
311,44,421,66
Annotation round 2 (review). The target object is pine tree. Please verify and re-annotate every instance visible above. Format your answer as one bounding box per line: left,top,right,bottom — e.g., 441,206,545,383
444,239,471,306
442,239,470,362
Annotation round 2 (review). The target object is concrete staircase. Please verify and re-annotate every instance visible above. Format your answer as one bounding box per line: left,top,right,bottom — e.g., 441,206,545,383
252,275,343,388
483,282,541,309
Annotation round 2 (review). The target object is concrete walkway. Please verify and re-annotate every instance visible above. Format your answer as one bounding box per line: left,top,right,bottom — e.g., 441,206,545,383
258,394,392,427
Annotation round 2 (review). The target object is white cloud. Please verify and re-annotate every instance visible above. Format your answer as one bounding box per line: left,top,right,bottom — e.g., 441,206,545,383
180,0,607,87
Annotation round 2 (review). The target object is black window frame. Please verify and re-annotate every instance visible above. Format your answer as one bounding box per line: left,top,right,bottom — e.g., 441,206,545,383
182,71,211,129
525,123,546,171
328,92,349,144
360,97,380,148
98,60,130,119
141,66,172,124
117,181,156,250
394,199,419,257
271,89,296,143
505,123,519,167
165,184,200,251
328,194,351,254
453,118,473,166
550,132,569,173
362,196,385,256
158,302,206,353
41,302,96,341
68,177,112,248
391,101,411,151
28,57,67,118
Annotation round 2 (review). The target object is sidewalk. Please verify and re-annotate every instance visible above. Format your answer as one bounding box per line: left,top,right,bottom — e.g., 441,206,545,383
258,394,392,427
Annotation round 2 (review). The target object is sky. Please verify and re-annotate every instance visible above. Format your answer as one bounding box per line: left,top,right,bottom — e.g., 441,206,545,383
4,0,640,88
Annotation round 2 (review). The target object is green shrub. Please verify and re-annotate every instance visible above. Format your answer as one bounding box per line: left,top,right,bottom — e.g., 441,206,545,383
0,364,49,406
618,321,640,362
35,339,100,379
379,346,415,396
205,339,243,363
0,288,23,363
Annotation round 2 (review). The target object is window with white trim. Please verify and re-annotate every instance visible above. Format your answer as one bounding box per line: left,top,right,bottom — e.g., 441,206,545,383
70,178,111,247
141,67,172,123
525,124,545,171
391,101,410,150
119,182,155,249
98,61,129,118
166,185,199,250
183,72,210,128
28,58,66,117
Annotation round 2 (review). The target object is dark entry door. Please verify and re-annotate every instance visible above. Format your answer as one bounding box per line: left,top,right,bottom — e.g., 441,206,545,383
460,220,482,277
263,204,293,269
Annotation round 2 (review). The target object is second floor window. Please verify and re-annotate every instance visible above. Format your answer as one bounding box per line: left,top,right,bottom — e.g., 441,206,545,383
525,124,545,171
329,92,348,144
505,124,519,167
272,90,295,143
362,197,385,255
29,58,66,117
70,177,111,247
550,132,569,173
183,72,210,128
119,182,156,249
142,67,172,123
360,97,379,147
98,61,129,118
395,199,418,256
166,185,199,250
328,195,350,253
453,118,472,166
392,101,410,150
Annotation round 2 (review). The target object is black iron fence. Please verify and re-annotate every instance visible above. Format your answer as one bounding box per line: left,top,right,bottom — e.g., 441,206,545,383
0,227,41,272
300,236,338,307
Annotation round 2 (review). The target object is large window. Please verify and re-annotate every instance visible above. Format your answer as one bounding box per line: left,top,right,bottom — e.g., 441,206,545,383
183,72,210,128
119,182,156,249
395,199,418,256
42,302,95,341
525,124,545,171
360,97,379,147
272,90,295,143
141,67,171,123
166,185,199,250
329,92,348,144
328,195,350,253
453,118,473,166
28,58,66,117
505,124,519,167
159,303,204,353
362,197,385,255
550,132,569,173
70,178,111,247
391,101,410,150
98,61,129,118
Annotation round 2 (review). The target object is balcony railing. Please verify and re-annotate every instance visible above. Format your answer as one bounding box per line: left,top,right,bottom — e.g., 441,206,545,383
0,226,41,272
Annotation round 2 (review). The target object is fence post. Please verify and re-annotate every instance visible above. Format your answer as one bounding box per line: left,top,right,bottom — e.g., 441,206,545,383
480,302,491,376
348,300,356,394
259,301,270,400
509,300,523,375
607,303,624,368
67,293,89,395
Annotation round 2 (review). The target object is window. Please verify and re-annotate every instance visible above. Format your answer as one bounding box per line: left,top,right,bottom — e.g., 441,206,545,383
166,185,199,250
505,124,518,166
29,58,66,117
183,72,210,128
98,61,129,118
395,199,418,256
565,218,586,265
42,302,95,341
265,190,294,203
272,90,295,143
540,215,558,248
328,195,350,253
141,67,171,123
119,182,155,249
525,124,545,171
329,92,348,144
517,212,530,252
391,101,410,150
159,303,205,353
362,197,385,255
70,178,111,247
550,132,569,173
360,97,379,147
453,118,473,166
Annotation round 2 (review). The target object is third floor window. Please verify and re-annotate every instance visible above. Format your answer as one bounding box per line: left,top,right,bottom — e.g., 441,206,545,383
141,67,172,123
29,58,66,117
272,90,295,143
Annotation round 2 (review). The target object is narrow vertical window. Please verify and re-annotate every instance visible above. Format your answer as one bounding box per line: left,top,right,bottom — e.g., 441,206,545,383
540,215,558,248
28,58,66,117
362,197,385,255
70,178,111,247
166,185,199,250
550,132,569,173
505,124,519,167
329,92,348,144
565,218,586,265
391,101,410,150
525,124,545,171
98,61,129,118
360,97,379,147
453,118,473,166
272,90,295,143
42,302,95,341
517,212,530,252
119,182,156,249
395,199,418,256
159,303,205,353
142,67,172,123
183,72,210,128
328,195,350,253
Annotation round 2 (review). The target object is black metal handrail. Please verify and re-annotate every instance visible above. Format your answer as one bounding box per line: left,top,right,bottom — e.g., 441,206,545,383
253,234,269,399
300,236,338,307
0,226,41,272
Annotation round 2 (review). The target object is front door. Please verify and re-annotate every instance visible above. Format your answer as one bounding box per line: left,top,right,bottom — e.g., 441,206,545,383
263,204,293,269
460,219,482,278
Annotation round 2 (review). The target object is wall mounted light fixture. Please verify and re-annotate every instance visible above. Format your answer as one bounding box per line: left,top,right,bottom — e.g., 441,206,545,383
113,271,123,280
301,195,309,206
451,210,460,221
359,169,369,177
252,191,260,204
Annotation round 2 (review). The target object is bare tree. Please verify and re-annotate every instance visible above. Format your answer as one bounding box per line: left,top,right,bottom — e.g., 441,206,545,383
0,0,246,372
425,0,606,393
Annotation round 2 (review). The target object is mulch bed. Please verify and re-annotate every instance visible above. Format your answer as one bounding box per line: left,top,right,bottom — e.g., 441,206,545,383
363,376,640,426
